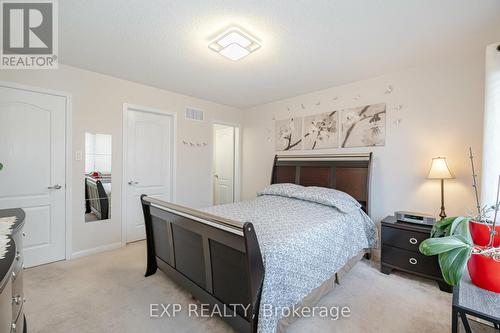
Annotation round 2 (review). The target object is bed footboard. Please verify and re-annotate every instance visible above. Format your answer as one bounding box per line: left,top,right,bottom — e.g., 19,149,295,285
141,195,265,333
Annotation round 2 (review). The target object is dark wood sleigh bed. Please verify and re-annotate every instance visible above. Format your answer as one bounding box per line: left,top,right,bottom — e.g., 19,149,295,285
141,153,372,333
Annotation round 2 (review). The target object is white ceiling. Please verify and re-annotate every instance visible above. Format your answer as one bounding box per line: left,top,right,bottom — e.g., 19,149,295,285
60,0,500,108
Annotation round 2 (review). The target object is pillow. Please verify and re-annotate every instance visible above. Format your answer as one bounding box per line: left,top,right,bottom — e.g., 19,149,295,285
301,186,361,213
257,183,361,213
257,183,306,199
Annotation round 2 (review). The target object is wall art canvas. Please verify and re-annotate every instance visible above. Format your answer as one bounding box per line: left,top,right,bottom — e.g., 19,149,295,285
303,111,339,150
275,117,303,151
340,103,386,148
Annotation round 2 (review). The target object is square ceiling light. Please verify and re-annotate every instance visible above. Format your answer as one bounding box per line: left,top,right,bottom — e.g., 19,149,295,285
209,28,261,61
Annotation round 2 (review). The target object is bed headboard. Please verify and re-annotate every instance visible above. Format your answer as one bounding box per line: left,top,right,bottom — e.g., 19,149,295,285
270,153,372,215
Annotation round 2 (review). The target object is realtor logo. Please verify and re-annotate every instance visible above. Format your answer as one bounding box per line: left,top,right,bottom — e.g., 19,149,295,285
1,0,58,69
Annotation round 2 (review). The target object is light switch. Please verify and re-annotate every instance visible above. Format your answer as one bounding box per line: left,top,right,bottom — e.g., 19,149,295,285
75,150,83,161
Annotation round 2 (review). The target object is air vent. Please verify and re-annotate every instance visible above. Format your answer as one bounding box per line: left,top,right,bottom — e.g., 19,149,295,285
185,107,204,121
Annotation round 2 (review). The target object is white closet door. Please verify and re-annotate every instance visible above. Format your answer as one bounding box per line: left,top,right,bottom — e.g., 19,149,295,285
214,125,235,205
0,85,67,267
125,107,174,243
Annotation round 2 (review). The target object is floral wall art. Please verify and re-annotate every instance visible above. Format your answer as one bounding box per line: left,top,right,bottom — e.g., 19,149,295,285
303,111,338,149
275,117,303,151
274,102,386,151
340,103,386,148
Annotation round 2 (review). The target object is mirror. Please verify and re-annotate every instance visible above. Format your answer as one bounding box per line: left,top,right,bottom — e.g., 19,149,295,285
84,133,112,222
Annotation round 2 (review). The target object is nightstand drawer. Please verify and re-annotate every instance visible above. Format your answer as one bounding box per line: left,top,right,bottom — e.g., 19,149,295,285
382,226,428,252
382,245,441,278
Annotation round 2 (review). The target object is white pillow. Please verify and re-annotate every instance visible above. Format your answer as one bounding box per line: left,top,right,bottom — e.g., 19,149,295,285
257,183,361,213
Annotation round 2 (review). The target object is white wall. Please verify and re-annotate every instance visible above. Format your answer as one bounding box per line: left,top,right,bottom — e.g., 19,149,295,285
481,43,500,208
0,65,243,256
0,51,488,257
242,54,485,224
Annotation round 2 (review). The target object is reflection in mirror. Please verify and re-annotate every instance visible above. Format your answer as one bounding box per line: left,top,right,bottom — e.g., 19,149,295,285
85,133,112,222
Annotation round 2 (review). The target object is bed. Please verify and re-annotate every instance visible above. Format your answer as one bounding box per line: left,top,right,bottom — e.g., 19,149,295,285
85,175,111,220
141,153,377,333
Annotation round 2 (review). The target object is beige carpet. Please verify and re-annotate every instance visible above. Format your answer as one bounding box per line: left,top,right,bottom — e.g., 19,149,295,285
24,241,453,333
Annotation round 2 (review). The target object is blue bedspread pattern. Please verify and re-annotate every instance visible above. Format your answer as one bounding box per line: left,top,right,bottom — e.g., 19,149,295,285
202,185,377,333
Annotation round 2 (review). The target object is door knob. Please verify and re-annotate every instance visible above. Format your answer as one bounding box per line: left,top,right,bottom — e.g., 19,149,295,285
48,184,62,190
11,295,21,305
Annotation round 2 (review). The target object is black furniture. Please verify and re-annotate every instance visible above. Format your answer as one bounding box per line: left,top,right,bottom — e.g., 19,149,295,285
85,176,110,220
452,272,500,333
142,197,264,333
381,215,451,292
0,209,27,332
271,153,372,213
142,153,372,333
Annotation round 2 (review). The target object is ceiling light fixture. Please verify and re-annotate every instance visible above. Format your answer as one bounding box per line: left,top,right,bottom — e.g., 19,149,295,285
209,27,261,61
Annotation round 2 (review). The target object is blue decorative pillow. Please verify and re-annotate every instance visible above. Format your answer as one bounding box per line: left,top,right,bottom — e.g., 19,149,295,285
257,183,361,213
257,183,305,199
301,186,361,213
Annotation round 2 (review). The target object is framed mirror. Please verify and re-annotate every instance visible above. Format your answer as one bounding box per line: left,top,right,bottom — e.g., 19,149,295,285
84,133,112,222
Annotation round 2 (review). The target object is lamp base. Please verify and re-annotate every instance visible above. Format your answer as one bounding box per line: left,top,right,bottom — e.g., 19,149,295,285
439,208,447,220
439,179,446,220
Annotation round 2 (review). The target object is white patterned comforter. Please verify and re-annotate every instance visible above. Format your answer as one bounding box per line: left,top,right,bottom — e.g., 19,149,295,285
201,186,377,333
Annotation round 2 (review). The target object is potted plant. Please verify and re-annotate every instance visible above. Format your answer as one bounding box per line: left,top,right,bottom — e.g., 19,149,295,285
419,148,500,292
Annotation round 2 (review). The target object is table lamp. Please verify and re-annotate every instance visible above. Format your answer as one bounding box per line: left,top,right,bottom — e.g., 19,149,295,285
427,157,454,220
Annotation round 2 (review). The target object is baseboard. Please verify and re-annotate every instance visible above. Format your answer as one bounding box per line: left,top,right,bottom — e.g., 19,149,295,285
70,242,123,259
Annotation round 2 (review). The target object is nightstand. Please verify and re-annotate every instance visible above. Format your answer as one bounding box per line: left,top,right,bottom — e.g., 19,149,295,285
381,216,452,293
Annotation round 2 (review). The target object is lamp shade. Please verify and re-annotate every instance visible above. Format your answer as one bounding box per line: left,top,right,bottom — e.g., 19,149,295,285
427,157,454,179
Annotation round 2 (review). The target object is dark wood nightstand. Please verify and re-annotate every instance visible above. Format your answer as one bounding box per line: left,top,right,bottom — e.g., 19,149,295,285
381,216,452,293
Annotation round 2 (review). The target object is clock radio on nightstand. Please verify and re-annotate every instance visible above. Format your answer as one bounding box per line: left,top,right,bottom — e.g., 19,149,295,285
394,211,436,226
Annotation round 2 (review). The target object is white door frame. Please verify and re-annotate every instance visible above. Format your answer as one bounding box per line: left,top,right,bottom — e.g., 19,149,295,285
121,103,177,245
0,80,73,260
211,120,241,204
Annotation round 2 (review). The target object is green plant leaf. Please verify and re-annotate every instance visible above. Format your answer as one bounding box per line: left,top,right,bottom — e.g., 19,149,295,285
450,216,471,240
438,246,472,286
448,216,463,235
431,216,457,237
419,235,470,256
454,233,473,246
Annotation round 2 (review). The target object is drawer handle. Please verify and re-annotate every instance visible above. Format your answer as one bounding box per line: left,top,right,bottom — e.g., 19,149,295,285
409,257,418,265
409,237,418,245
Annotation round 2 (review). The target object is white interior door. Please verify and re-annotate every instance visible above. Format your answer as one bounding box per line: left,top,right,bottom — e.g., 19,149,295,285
0,85,67,267
125,107,174,243
213,124,235,205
